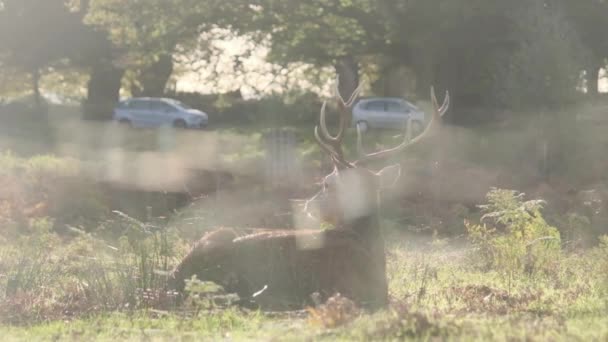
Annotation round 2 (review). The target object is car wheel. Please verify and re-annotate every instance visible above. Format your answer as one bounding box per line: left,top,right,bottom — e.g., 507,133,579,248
356,121,369,133
410,120,424,137
173,119,187,129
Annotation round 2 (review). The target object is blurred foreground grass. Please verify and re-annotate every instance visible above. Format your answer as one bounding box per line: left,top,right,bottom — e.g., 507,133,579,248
1,237,607,341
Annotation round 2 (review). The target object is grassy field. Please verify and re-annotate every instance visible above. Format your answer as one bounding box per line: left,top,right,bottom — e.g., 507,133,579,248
1,232,607,341
1,184,607,341
1,105,608,341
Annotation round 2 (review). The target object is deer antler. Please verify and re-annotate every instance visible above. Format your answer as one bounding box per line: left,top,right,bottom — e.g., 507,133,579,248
314,76,363,169
355,86,449,164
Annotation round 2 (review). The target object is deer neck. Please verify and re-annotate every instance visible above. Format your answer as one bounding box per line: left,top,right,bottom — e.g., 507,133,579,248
342,195,384,247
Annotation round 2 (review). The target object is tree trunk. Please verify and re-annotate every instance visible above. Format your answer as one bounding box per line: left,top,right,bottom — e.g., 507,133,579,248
536,108,570,181
334,55,359,125
131,54,174,97
586,64,600,96
83,63,125,120
31,68,41,111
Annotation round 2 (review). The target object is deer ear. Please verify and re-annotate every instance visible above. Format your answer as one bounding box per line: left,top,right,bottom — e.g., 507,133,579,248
376,164,401,189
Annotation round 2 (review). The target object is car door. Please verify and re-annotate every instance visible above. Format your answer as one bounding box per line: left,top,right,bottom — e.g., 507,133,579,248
155,101,180,126
113,100,130,120
126,99,152,127
363,100,390,128
385,100,410,129
146,100,172,126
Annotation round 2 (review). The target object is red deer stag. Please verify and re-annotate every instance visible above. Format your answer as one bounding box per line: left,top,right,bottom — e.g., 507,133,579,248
169,81,450,311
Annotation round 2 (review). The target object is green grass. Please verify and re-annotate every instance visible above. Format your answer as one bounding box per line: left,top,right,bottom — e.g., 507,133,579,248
1,240,607,341
0,310,268,341
3,310,606,341
1,200,607,341
2,199,608,340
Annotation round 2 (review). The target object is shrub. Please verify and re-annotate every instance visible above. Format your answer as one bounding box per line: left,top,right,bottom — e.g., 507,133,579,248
113,212,183,301
591,235,608,292
0,212,188,323
465,189,561,284
168,90,321,126
0,152,108,233
1,218,60,296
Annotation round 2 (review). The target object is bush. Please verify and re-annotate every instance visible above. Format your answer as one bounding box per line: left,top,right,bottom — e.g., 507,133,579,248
465,188,561,283
0,212,187,323
0,152,108,233
591,235,608,292
167,90,322,126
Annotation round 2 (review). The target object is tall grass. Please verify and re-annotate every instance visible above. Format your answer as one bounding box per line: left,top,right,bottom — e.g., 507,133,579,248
0,211,187,324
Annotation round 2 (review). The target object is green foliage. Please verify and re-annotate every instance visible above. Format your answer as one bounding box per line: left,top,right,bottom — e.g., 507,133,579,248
2,0,607,118
1,205,607,339
564,0,608,67
1,218,59,295
0,310,267,340
466,189,561,283
493,0,589,108
113,211,182,299
0,212,187,323
255,1,384,64
0,152,108,229
169,90,322,125
182,275,242,311
0,67,31,97
218,0,601,112
0,0,85,101
85,0,224,93
85,0,213,58
591,235,608,292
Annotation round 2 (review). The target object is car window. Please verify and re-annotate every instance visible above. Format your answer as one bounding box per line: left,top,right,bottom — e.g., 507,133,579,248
364,101,386,111
159,102,177,112
129,100,150,110
168,99,192,110
116,100,130,109
147,101,164,111
386,101,405,112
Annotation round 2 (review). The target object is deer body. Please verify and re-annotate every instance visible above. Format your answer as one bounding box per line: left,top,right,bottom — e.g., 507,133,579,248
170,216,387,310
169,80,449,310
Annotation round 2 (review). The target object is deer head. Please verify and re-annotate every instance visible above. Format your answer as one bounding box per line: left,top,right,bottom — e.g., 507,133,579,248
310,78,450,227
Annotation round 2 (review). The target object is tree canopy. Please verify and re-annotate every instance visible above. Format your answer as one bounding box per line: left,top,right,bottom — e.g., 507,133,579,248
1,0,607,119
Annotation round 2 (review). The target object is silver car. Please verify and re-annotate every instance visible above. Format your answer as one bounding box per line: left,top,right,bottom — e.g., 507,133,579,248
113,97,208,129
352,97,425,133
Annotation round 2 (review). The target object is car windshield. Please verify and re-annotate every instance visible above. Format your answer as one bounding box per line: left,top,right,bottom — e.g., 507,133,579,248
167,99,192,110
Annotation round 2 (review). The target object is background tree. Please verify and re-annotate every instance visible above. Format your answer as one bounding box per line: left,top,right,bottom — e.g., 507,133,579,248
225,0,597,118
224,0,404,101
1,0,605,123
220,1,522,110
495,0,589,109
563,0,608,96
85,0,230,98
0,0,81,109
